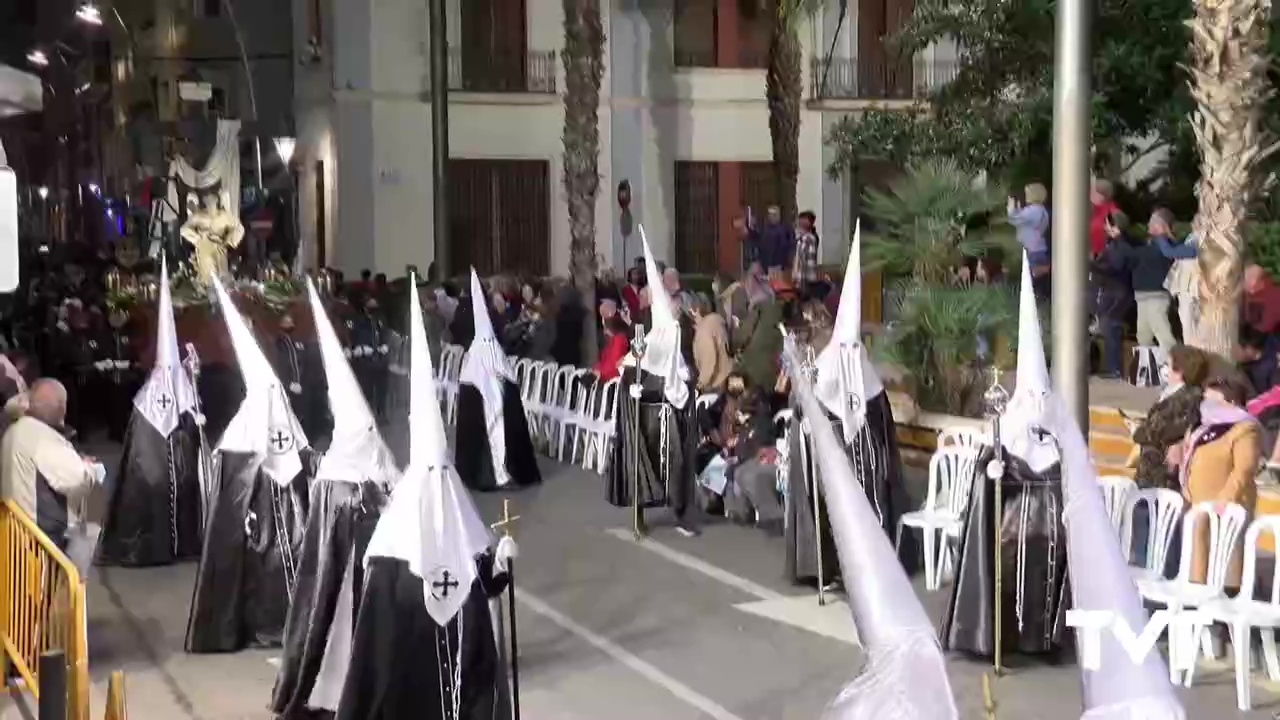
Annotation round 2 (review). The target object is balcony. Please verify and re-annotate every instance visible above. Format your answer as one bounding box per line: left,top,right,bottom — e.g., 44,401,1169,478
448,48,557,95
808,55,958,102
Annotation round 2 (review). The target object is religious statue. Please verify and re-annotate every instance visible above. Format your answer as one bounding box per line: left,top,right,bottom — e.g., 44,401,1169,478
181,190,244,283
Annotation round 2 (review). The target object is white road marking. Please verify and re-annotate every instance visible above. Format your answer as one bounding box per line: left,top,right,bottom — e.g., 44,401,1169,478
605,528,863,647
734,597,860,647
604,528,786,601
520,590,748,720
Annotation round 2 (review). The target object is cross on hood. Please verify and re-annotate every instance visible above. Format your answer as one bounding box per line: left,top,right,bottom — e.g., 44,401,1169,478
134,256,199,437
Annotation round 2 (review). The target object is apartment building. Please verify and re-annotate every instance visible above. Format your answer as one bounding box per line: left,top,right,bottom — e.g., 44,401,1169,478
293,0,956,277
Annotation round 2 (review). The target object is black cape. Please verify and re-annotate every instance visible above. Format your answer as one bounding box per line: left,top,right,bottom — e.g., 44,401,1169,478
939,445,1070,658
185,450,314,653
271,478,386,718
605,368,696,519
337,554,510,720
455,382,541,491
784,392,919,583
96,411,205,566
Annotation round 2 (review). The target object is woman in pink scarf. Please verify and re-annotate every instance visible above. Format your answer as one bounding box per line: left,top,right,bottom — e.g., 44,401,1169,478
1247,384,1280,469
1168,375,1261,589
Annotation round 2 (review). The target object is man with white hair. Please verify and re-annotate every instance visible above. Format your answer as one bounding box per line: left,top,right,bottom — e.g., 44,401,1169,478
662,267,695,314
0,379,102,549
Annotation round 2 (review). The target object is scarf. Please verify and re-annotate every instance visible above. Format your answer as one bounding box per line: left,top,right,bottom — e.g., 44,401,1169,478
1247,385,1280,418
1179,399,1256,488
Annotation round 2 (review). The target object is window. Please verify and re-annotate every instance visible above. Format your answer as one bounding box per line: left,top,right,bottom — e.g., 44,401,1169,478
857,0,915,97
209,87,227,115
458,0,530,92
195,0,221,18
673,0,769,69
673,0,717,68
306,0,323,46
447,159,550,276
674,162,720,274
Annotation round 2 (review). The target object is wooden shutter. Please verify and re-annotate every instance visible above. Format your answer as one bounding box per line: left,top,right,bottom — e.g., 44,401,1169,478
674,0,718,67
674,162,720,274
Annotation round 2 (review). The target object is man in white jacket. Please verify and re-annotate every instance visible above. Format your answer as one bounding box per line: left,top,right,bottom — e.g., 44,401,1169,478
0,379,101,550
1165,221,1201,343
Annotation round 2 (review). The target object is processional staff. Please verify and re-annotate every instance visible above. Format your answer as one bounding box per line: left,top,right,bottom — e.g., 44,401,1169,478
490,499,522,720
184,342,216,530
982,365,1011,679
628,325,647,540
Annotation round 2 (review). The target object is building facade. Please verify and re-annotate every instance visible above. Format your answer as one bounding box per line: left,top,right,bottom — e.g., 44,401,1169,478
293,0,956,277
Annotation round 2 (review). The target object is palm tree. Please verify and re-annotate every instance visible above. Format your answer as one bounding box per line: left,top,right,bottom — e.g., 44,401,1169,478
561,0,606,363
1185,0,1276,356
766,0,823,220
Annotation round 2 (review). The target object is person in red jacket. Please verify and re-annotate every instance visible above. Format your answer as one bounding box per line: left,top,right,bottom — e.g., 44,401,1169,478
1089,179,1119,258
594,315,630,381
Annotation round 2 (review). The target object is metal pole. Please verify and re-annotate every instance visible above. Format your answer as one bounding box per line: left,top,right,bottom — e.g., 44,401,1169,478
38,650,67,720
1050,0,1092,433
428,0,451,277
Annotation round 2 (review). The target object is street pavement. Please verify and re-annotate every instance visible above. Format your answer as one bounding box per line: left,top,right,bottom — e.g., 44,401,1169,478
15,454,1280,719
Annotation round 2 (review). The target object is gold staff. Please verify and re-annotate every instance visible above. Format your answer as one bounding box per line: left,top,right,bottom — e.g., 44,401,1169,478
983,366,1011,677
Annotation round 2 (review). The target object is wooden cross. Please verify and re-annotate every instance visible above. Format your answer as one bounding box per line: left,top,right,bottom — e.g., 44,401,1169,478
490,499,520,539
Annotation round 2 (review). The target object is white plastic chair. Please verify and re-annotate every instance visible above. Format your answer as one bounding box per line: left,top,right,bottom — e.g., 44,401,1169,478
1185,516,1280,709
522,362,554,446
1121,488,1185,584
583,377,621,473
936,427,990,451
558,369,594,462
895,446,980,591
542,366,576,456
696,393,719,412
1137,501,1249,684
441,344,465,424
1097,475,1137,535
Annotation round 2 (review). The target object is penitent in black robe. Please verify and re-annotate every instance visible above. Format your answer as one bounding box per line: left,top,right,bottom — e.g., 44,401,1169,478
606,369,697,523
455,383,542,491
271,479,386,718
939,446,1070,659
337,554,510,720
785,391,919,584
96,412,205,566
185,450,314,653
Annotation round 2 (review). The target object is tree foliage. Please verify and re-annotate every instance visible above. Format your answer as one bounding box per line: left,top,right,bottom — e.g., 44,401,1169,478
826,0,1194,182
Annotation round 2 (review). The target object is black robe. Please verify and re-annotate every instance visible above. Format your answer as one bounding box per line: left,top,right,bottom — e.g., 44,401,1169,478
272,479,386,718
784,392,919,583
455,383,541,491
273,335,332,443
337,554,510,720
939,446,1070,658
185,450,315,653
606,368,697,522
96,412,205,566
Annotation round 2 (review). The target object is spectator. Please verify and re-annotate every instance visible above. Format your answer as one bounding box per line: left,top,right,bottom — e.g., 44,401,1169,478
663,267,695,314
759,205,795,274
1235,327,1279,398
0,379,99,550
1089,179,1119,258
712,272,749,333
1090,210,1135,378
1133,345,1207,492
1165,219,1202,342
792,211,820,293
733,215,762,270
722,386,783,534
1169,374,1260,592
621,266,645,320
1243,264,1280,336
593,315,629,381
1131,209,1194,357
691,294,732,393
733,277,786,392
1009,183,1051,275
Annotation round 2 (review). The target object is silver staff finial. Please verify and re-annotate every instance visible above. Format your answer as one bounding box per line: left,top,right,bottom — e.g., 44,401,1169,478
984,365,1010,419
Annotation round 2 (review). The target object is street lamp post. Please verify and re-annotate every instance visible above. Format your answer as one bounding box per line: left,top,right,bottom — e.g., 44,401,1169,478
274,137,301,275
1051,0,1092,432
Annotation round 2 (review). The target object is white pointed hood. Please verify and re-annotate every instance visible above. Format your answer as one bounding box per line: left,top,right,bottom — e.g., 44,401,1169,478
785,337,957,719
134,256,198,436
1045,391,1186,719
637,225,690,409
213,277,310,485
815,221,884,442
1002,254,1059,472
459,267,514,486
364,277,493,626
307,279,398,488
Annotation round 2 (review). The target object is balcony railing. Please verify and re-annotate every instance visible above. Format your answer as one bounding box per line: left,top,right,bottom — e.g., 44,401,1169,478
808,55,958,101
448,48,557,94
